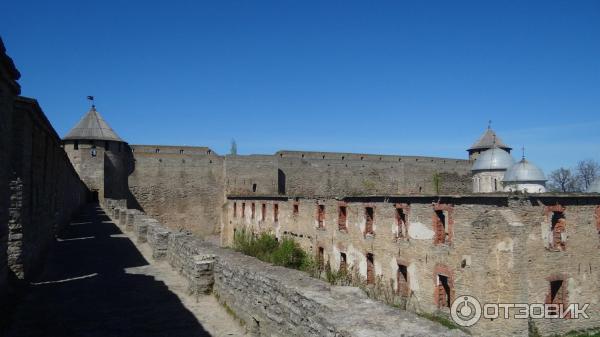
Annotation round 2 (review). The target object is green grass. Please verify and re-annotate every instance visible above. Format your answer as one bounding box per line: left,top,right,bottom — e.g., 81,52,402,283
418,312,469,333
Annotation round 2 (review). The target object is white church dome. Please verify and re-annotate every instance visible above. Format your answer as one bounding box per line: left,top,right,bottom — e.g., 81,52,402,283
503,159,546,183
471,147,514,172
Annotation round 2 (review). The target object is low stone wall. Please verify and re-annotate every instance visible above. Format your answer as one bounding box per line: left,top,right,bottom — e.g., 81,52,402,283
103,200,465,337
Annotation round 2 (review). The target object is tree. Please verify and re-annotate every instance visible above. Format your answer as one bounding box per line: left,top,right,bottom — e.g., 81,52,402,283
230,139,237,155
575,159,600,190
547,168,580,192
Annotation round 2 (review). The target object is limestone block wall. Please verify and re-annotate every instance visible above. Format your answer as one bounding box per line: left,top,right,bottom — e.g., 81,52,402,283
224,155,278,195
0,37,21,319
222,194,600,337
7,97,88,283
276,151,472,196
103,200,465,337
125,147,472,238
128,145,224,237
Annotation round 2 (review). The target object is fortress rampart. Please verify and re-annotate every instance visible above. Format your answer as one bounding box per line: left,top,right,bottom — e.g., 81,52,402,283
104,198,466,337
1,40,88,321
222,194,600,336
125,146,472,236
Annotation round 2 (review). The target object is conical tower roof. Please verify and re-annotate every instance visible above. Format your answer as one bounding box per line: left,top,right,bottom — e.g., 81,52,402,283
468,127,511,151
64,106,123,142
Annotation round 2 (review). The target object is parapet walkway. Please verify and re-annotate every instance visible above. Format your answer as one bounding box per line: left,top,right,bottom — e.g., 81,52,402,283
5,204,246,337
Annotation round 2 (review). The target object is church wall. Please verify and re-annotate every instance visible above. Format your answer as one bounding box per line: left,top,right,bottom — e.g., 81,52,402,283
223,194,600,337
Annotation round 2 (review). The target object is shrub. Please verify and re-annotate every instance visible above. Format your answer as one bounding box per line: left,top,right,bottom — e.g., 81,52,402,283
233,229,310,270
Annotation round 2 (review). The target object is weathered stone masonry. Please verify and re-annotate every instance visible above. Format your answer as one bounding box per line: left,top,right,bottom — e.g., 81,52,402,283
125,147,473,237
0,39,88,322
223,194,600,337
103,199,466,337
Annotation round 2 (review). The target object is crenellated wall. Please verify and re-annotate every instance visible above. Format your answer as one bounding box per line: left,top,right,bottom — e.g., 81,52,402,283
222,194,600,337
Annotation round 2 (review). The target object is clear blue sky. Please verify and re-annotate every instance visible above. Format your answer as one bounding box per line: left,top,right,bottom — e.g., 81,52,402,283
2,0,599,173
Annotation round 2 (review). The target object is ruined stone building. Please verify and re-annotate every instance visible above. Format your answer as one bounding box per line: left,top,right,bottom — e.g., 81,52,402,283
2,36,600,337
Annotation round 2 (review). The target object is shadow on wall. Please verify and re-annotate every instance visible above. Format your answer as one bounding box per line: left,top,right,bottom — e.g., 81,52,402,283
102,144,144,212
2,204,210,337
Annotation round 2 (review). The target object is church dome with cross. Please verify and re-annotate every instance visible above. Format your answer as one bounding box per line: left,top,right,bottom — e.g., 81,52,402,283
503,155,547,193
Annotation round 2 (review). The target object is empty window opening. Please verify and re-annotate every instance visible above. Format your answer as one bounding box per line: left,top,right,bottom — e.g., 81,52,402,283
180,149,184,154
396,208,407,238
340,253,347,273
277,169,286,195
252,184,257,192
241,203,246,217
551,212,566,251
261,203,266,221
273,204,279,222
365,207,374,235
317,205,325,228
366,253,375,285
338,206,347,230
233,202,237,218
118,143,122,152
437,275,451,308
105,141,110,151
251,203,255,219
434,210,447,244
547,280,567,309
293,203,299,215
74,141,79,150
397,264,409,296
318,247,325,270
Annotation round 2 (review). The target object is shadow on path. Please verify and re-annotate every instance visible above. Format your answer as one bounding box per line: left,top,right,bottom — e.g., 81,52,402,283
5,204,211,337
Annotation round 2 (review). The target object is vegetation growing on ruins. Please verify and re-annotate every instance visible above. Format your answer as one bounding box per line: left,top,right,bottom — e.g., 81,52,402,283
233,229,308,270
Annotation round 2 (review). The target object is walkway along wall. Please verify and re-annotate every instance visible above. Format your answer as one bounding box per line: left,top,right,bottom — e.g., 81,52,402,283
104,199,465,337
222,194,600,337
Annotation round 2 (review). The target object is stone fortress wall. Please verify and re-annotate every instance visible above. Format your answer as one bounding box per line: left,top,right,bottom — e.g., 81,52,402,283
103,198,466,337
222,194,600,337
125,146,472,237
0,38,88,319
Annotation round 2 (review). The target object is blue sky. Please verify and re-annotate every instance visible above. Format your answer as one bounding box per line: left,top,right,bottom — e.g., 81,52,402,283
1,0,599,172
